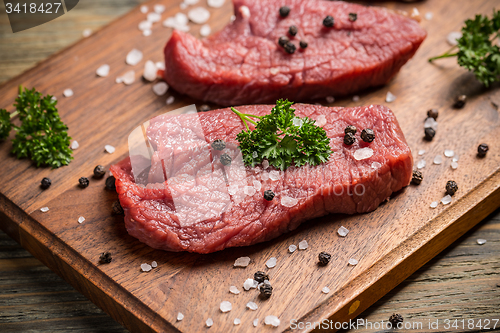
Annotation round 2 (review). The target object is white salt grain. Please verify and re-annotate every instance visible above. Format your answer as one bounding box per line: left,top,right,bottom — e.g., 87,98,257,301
353,147,374,161
441,194,452,205
452,155,459,162
371,162,381,169
71,140,79,150
121,70,136,85
206,318,213,327
234,256,251,267
151,261,157,268
82,28,92,37
200,24,211,37
40,207,49,212
244,186,256,196
337,226,349,237
115,77,123,84
281,196,298,207
322,286,330,294
96,64,110,77
352,95,360,102
425,12,433,20
348,258,358,266
433,155,443,165
220,301,232,313
184,0,199,4
105,145,115,154
78,216,85,224
63,89,74,97
424,117,438,130
143,60,157,81
229,286,240,294
153,82,169,96
175,12,189,26
243,278,255,291
447,31,462,46
418,149,426,156
188,7,210,24
269,170,280,181
230,15,236,22
252,151,258,158
253,180,262,191
476,239,487,245
430,201,439,208
156,62,165,70
143,29,152,37
138,20,153,31
261,172,269,181
51,96,57,101
298,240,308,250
208,0,225,8
177,312,184,321
154,4,165,14
417,160,426,169
265,257,277,268
239,6,250,18
228,184,238,196
253,318,259,327
288,244,297,253
444,149,454,158
326,96,335,103
126,49,143,66
147,12,162,23
180,2,188,9
451,161,458,169
385,91,396,103
316,114,327,127
246,301,258,310
141,263,152,272
140,5,148,13
166,96,175,105
264,315,280,327
234,318,241,325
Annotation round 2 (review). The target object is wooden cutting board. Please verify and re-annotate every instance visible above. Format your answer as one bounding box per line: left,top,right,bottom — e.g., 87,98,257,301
0,0,499,332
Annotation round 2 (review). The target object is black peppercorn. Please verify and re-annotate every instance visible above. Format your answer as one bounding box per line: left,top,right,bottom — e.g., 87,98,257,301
446,180,458,196
263,190,275,201
348,13,357,22
278,35,289,47
344,132,355,145
211,139,226,151
318,251,331,266
254,271,269,283
40,177,51,189
220,153,232,166
112,200,124,215
99,252,112,264
284,41,296,54
259,282,273,299
323,15,334,27
424,127,435,141
344,125,357,135
411,170,423,185
477,143,489,157
389,313,404,327
361,128,375,143
105,175,116,191
299,40,308,49
79,177,89,188
288,25,298,36
453,94,467,108
427,108,439,120
198,104,210,112
93,165,106,179
279,6,290,17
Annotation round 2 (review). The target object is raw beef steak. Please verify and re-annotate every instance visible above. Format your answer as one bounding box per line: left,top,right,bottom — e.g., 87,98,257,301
163,0,426,106
110,104,413,253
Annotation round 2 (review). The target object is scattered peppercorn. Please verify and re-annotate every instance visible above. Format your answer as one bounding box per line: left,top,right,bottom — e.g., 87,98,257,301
105,175,116,191
93,165,106,179
446,180,458,196
344,125,357,135
112,200,124,215
477,143,489,157
254,271,269,283
279,6,290,17
79,177,89,188
198,104,210,112
40,177,51,189
348,13,357,22
424,127,435,141
264,190,275,201
220,153,232,166
361,128,375,143
278,35,289,47
318,251,331,266
427,108,439,120
259,282,273,299
453,94,467,108
411,170,423,185
299,40,308,49
389,313,404,327
284,41,296,54
211,139,226,151
323,15,334,27
99,252,112,264
288,25,298,36
344,132,355,145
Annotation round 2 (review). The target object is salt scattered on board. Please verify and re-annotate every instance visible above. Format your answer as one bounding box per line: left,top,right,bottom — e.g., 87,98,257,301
281,196,298,207
246,301,258,310
138,20,152,31
229,286,240,294
78,216,85,224
243,278,256,291
234,256,251,267
385,91,396,103
433,155,443,165
147,12,162,23
82,28,92,37
151,261,157,268
184,0,200,5
156,62,165,70
40,207,49,212
288,244,297,253
220,301,232,313
451,161,458,170
177,312,184,321
337,226,349,237
153,82,169,95
126,49,143,66
298,240,308,250
447,31,462,46
348,258,358,266
452,155,459,162
96,64,110,77
417,160,426,169
154,4,165,14
441,194,452,205
206,318,213,327
143,60,157,81
322,287,330,294
144,29,152,36
105,145,115,154
140,5,148,13
70,140,79,150
476,239,487,245
188,7,210,24
253,318,259,327
425,12,433,20
418,149,426,156
424,117,438,130
265,257,277,268
353,148,374,161
141,263,152,272
120,70,136,85
208,0,225,8
200,24,211,36
63,89,74,97
264,315,280,327
234,318,241,325
166,96,175,105
430,201,439,208
444,149,455,158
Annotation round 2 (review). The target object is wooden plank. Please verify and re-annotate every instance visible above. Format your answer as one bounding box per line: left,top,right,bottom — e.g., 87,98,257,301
0,0,499,332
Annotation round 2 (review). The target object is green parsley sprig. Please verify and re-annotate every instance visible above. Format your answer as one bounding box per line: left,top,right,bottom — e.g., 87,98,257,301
429,10,500,87
231,99,332,170
0,86,73,168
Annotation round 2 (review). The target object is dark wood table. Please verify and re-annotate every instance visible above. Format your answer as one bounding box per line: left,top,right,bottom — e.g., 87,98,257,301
0,1,499,332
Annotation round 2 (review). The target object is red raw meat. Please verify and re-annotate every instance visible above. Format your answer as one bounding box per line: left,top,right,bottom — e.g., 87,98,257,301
110,104,413,253
163,0,426,106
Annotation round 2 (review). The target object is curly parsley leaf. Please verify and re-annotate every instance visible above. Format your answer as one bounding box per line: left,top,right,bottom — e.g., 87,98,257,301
231,99,332,170
0,108,13,140
429,10,500,87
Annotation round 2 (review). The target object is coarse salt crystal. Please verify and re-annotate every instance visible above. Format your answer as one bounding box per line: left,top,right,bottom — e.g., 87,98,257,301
270,67,279,75
143,60,157,81
452,155,459,162
230,14,236,22
418,149,426,156
348,258,358,266
156,62,165,70
154,4,165,14
51,96,57,101
352,95,360,102
105,145,115,154
246,302,258,310
326,96,335,103
138,20,152,31
261,172,269,181
153,82,169,96
184,0,199,4
316,114,327,127
121,70,136,85
424,117,438,130
252,151,258,158
244,186,256,196
143,29,152,37
433,155,443,165
385,91,396,103
292,117,303,128
140,5,148,13
425,12,433,20
451,161,458,169
430,201,439,208
353,148,374,161
262,159,269,169
239,5,250,18
243,278,255,290
188,7,210,24
151,261,157,268
441,194,452,205
126,49,143,66
417,160,426,169
63,89,73,97
264,315,280,327
234,256,251,267
234,318,241,325
269,170,280,181
266,257,277,268
166,96,175,105
115,77,123,84
141,263,152,272
281,196,298,207
40,207,49,212
78,216,85,223
298,240,308,250
253,318,259,327
444,149,454,158
371,162,381,169
447,31,462,46
206,318,213,327
477,239,487,245
253,180,262,191
200,24,211,37
229,286,240,294
71,140,79,150
177,312,184,321
180,2,188,9
147,12,161,23
175,12,188,25
220,301,232,312
228,184,238,196
322,286,330,294
82,28,92,37
337,226,349,237
208,0,225,8
96,64,110,77
288,244,297,253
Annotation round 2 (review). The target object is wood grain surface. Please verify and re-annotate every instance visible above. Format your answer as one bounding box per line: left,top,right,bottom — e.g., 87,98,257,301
0,0,499,332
